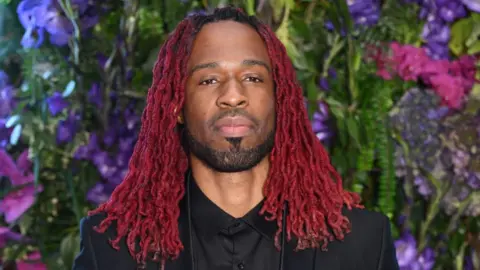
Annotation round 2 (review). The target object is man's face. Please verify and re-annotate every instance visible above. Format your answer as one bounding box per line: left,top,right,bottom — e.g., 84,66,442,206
182,21,275,172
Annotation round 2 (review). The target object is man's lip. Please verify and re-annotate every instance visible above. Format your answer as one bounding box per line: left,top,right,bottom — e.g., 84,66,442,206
214,116,255,137
214,116,255,128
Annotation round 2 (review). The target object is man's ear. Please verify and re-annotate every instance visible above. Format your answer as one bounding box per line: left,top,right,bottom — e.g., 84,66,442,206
174,107,184,124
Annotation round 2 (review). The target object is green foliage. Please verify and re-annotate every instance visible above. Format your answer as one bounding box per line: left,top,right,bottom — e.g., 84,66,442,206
450,13,480,56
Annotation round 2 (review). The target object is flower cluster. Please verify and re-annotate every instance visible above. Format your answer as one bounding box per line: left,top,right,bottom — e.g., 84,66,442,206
74,100,140,205
347,0,381,27
413,0,469,59
390,86,480,217
395,231,436,270
438,112,480,216
390,87,448,196
371,42,477,109
0,149,46,268
16,0,98,48
45,90,82,144
324,0,381,32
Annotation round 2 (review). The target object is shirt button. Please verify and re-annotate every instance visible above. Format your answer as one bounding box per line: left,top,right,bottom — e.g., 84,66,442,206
238,262,245,269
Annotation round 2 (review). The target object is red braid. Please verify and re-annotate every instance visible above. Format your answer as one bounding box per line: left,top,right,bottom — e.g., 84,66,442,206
88,7,362,266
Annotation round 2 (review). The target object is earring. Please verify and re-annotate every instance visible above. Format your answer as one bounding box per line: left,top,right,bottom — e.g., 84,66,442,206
177,115,183,124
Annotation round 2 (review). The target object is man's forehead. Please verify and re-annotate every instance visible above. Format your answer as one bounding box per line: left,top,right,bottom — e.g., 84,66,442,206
187,21,270,68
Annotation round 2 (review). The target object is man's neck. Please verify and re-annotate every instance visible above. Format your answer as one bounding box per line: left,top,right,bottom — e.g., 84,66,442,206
189,156,270,218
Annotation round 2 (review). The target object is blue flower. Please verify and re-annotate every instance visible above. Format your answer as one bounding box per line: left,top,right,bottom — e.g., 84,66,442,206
46,92,69,116
56,111,80,144
16,0,98,47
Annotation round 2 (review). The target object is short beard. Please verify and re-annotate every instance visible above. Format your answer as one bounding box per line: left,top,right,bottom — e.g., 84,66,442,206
184,126,275,173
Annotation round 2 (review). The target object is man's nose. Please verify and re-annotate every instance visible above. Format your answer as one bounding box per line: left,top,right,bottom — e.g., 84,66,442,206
216,79,249,108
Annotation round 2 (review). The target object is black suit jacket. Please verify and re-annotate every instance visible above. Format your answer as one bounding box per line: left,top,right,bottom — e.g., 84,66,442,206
72,206,399,270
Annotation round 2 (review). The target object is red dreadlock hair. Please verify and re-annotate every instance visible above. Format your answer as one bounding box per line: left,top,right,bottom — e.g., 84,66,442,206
89,6,362,266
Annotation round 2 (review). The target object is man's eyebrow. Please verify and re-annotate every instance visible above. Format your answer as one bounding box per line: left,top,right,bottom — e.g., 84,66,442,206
189,62,219,75
242,59,271,73
188,59,271,75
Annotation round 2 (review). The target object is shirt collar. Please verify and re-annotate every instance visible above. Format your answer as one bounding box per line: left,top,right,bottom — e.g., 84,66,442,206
188,174,278,241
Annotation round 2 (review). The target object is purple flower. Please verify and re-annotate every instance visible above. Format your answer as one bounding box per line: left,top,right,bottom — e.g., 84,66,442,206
74,133,99,159
347,0,381,26
119,137,135,152
0,227,24,248
422,21,450,44
0,86,15,118
0,121,11,148
311,102,332,143
395,232,418,267
92,151,117,179
416,0,469,60
16,0,50,28
461,0,480,12
56,111,80,144
438,2,467,22
467,172,480,189
124,107,141,131
416,248,435,270
102,129,117,147
413,176,433,196
46,91,69,116
87,182,115,205
16,0,50,48
0,184,43,224
16,0,98,47
87,83,103,108
0,149,33,186
0,70,9,89
395,232,436,269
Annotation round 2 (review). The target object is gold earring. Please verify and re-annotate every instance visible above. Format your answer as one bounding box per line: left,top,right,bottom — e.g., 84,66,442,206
177,115,183,124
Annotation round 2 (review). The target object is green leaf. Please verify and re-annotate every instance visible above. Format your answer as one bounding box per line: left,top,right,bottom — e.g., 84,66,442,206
62,80,76,98
60,233,80,269
326,99,345,120
346,116,361,148
449,18,473,56
467,40,480,55
10,124,22,145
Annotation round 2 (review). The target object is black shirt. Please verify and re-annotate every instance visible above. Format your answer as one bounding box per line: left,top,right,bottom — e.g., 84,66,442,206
190,179,280,270
72,178,400,270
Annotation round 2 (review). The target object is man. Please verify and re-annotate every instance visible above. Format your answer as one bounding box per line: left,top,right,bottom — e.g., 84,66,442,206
73,7,399,270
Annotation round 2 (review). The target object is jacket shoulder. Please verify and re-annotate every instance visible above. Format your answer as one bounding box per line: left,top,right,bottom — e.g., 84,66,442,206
73,213,139,270
343,207,388,231
339,207,399,269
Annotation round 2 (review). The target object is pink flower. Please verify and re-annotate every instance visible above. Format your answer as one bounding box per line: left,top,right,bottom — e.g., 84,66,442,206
376,69,393,80
16,251,47,270
420,59,450,85
390,42,430,81
0,184,43,224
373,42,478,109
449,55,478,90
430,74,465,109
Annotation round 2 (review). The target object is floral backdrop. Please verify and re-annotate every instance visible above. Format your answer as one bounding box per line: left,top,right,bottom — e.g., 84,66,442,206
0,0,479,269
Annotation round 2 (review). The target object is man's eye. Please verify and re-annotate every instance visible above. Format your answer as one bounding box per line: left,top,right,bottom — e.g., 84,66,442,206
245,77,262,83
200,79,218,85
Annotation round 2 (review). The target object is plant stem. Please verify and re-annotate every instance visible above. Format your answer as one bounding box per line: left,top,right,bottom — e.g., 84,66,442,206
455,241,468,270
418,181,449,251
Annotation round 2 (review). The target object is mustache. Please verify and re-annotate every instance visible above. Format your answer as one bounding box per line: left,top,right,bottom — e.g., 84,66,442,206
208,109,259,128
